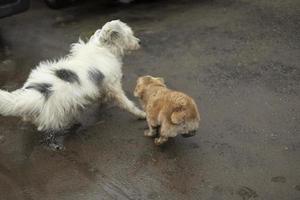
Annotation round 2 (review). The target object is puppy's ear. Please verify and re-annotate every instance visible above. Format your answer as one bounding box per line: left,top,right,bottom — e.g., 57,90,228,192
134,84,145,98
156,77,165,84
141,76,153,83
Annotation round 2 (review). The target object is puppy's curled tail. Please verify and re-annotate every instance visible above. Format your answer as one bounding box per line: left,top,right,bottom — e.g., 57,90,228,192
171,110,186,125
170,95,188,125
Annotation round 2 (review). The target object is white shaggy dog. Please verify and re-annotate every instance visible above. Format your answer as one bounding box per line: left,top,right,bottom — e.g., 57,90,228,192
0,20,145,150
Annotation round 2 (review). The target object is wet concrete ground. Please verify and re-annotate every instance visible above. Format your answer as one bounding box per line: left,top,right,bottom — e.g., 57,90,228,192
0,0,300,199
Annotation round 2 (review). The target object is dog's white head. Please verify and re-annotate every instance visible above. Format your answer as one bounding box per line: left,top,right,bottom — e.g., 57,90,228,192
96,20,140,55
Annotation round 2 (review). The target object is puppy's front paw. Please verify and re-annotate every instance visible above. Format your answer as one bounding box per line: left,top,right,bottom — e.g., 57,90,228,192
144,130,155,137
154,137,168,145
154,138,162,145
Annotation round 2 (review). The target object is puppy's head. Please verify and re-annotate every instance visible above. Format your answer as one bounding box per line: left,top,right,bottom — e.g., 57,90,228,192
99,20,140,53
134,75,165,98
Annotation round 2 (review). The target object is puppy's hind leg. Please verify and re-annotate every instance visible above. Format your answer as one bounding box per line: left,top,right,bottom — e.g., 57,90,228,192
144,117,158,137
154,121,173,145
110,85,146,119
154,136,169,146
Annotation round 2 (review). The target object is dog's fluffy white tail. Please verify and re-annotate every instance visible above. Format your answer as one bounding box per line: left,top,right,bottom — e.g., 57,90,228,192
0,89,18,116
0,89,43,117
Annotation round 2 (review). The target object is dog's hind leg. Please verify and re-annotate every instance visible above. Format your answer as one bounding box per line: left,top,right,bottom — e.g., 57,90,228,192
40,129,66,151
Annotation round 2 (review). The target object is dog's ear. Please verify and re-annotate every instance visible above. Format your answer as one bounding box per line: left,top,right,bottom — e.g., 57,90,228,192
100,29,121,44
110,30,120,41
106,29,121,43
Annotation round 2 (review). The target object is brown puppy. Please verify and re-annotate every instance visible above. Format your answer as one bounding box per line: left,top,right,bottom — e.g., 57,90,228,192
134,75,200,145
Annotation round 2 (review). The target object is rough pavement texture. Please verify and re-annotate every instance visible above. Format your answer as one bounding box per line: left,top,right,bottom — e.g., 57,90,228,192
0,0,299,199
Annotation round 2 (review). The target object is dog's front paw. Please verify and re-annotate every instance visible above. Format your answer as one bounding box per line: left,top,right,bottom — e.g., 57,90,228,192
137,111,146,120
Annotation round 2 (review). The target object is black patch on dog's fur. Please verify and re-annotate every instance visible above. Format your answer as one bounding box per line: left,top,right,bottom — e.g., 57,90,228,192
88,68,104,86
26,83,52,99
55,69,80,84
